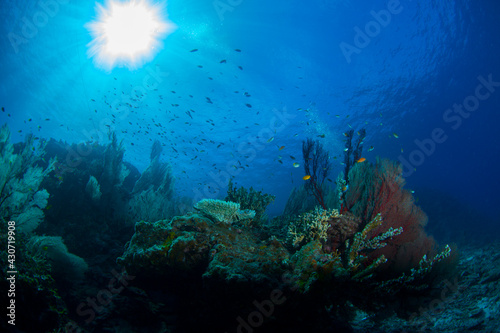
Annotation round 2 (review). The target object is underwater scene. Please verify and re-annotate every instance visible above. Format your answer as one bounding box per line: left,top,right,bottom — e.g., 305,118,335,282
1,0,500,332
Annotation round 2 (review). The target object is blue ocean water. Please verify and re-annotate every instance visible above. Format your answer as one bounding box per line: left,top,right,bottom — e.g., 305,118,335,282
1,0,499,231
3,1,500,332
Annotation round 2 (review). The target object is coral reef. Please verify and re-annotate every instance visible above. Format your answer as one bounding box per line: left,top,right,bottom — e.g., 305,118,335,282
194,198,255,224
344,157,437,272
117,200,453,331
117,212,288,283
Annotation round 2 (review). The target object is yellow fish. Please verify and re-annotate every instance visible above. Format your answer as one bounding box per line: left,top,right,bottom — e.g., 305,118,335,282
293,162,300,168
356,157,366,163
303,175,311,180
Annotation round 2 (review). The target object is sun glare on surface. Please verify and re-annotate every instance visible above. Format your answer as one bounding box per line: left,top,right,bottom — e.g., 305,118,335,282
86,0,176,71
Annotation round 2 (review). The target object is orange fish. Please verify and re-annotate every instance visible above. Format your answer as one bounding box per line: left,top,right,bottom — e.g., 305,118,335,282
303,175,311,180
356,157,366,163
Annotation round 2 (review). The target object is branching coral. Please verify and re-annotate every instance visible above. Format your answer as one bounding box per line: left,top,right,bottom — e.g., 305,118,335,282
289,211,403,284
287,207,339,247
344,214,403,281
194,199,255,224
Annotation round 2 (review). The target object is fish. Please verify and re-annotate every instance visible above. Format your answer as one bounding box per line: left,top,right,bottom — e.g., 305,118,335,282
220,59,227,63
368,146,374,152
303,175,311,180
356,157,366,163
290,155,296,160
235,49,241,52
393,133,399,138
342,185,349,192
317,134,325,138
206,97,213,104
190,48,198,52
344,148,349,151
267,137,274,143
293,162,300,168
245,103,252,108
279,146,285,150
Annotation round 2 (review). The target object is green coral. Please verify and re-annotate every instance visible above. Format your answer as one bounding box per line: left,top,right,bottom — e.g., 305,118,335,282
194,199,255,224
225,178,275,223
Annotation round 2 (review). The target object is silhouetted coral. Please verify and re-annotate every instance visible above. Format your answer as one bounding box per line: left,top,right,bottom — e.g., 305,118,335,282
302,138,331,209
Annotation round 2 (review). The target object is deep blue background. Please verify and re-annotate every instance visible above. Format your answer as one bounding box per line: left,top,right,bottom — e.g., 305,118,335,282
1,0,499,238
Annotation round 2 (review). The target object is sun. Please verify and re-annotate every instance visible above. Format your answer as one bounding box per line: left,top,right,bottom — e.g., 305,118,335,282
86,0,176,70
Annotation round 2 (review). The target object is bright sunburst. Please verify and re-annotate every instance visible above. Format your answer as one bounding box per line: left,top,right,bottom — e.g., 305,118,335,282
86,0,176,70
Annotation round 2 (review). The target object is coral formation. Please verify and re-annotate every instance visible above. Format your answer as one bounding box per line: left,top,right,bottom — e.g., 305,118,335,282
344,157,437,272
117,201,453,331
85,175,102,202
302,138,331,209
225,178,275,223
117,212,289,282
287,207,340,247
0,124,55,233
128,139,180,222
340,128,366,211
27,235,88,284
194,198,255,224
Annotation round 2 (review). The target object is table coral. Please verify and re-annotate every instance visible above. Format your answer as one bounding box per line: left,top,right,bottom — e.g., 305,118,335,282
194,198,256,224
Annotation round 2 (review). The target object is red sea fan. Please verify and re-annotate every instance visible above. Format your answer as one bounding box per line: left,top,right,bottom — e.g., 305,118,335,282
344,158,436,273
